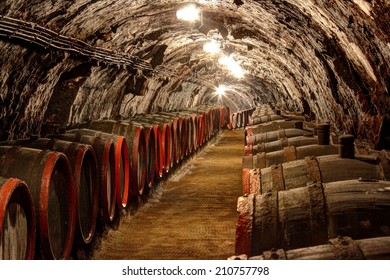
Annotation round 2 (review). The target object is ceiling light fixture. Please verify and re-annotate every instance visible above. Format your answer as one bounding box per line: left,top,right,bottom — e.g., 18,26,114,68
176,4,201,22
216,85,227,96
203,40,220,54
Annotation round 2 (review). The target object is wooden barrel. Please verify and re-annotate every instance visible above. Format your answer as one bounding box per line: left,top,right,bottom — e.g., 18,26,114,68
142,116,173,172
182,109,207,147
245,120,315,138
249,114,284,125
254,154,389,195
0,177,35,260
128,121,156,188
51,131,117,223
229,113,238,129
243,152,388,196
130,118,164,178
233,236,390,260
244,134,318,157
68,124,130,209
157,113,183,164
144,115,175,168
236,179,390,256
243,144,339,170
0,146,76,259
186,109,207,146
0,138,99,246
246,128,313,146
176,112,198,153
86,120,145,198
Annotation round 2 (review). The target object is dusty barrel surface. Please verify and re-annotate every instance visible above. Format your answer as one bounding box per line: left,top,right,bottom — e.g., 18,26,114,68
247,236,390,260
0,177,36,260
246,128,312,146
243,144,339,170
154,113,182,165
142,116,172,174
176,112,199,153
87,120,146,200
236,179,390,256
144,117,172,174
180,110,204,152
244,134,318,157
183,109,205,142
50,131,117,223
0,146,75,259
249,114,284,125
1,138,99,246
68,122,130,208
259,154,389,194
131,118,164,178
245,121,315,137
129,121,156,189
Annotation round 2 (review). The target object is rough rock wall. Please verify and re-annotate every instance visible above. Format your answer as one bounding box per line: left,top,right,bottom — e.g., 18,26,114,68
0,0,389,147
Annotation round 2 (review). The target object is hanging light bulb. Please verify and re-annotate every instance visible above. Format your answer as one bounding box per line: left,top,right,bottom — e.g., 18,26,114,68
176,4,201,22
203,40,220,54
216,85,227,96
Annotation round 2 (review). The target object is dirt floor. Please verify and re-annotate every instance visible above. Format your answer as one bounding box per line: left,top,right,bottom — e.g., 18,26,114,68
91,129,244,260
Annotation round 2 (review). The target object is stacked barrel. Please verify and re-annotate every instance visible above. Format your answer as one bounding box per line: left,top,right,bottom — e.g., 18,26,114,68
227,108,255,129
235,105,390,260
0,104,228,259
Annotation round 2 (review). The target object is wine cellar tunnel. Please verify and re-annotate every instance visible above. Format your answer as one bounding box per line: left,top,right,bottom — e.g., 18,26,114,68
0,0,389,260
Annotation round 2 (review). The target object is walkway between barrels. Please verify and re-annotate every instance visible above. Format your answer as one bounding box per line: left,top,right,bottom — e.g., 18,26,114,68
92,129,244,259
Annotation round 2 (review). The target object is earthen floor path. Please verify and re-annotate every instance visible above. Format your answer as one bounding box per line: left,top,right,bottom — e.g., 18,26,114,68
92,129,244,260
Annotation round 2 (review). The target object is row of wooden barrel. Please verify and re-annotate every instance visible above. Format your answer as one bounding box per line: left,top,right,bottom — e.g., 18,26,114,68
234,106,390,259
227,108,255,129
231,236,390,260
248,104,305,126
0,105,228,260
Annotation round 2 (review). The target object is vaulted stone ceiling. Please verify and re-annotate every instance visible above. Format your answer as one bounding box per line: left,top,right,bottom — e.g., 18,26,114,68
0,0,389,147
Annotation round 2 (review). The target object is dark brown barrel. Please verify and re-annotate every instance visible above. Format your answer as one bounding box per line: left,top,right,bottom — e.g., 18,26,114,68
247,236,390,260
317,124,331,145
219,107,227,129
244,155,390,193
87,120,144,199
129,121,156,188
50,131,117,223
256,154,389,194
196,111,207,146
68,123,130,209
148,115,177,172
157,113,182,164
244,134,318,156
242,144,339,170
339,134,355,159
197,113,206,146
0,146,76,259
141,117,172,174
236,179,390,256
177,112,198,153
143,116,174,168
128,118,164,178
1,138,99,246
0,177,35,260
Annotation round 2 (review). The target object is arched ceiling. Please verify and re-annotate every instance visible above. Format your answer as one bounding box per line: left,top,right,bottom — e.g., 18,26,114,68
0,0,389,146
